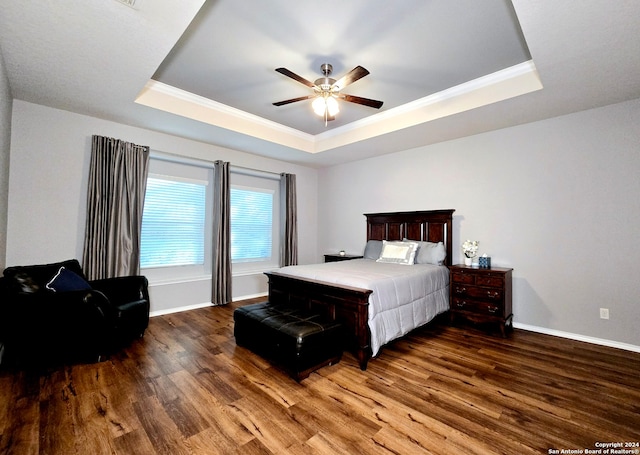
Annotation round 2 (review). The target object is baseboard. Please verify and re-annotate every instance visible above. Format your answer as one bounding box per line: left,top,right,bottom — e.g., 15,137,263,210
150,302,213,317
234,292,269,301
513,322,640,353
149,292,268,318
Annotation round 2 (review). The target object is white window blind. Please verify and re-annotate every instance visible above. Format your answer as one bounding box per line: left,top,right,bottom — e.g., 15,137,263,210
140,176,207,268
230,187,273,263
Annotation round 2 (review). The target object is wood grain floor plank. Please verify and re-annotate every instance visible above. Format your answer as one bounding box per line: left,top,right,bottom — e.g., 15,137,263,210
186,426,250,455
0,397,39,455
225,396,306,454
289,387,381,443
132,396,194,455
302,429,383,455
233,436,279,455
167,369,254,448
112,428,158,455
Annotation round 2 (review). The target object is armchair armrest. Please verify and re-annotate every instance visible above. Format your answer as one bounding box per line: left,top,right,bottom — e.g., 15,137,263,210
89,276,150,342
89,276,149,307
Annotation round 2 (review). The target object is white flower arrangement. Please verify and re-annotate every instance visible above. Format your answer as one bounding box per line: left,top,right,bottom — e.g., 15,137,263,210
462,240,479,258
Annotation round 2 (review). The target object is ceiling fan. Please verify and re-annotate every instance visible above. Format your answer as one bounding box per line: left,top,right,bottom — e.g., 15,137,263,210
272,63,384,124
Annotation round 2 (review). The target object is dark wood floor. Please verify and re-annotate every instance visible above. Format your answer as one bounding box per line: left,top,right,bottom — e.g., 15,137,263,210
1,298,639,455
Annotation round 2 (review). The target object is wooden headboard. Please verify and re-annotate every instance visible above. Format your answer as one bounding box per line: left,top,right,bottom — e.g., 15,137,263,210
365,209,455,265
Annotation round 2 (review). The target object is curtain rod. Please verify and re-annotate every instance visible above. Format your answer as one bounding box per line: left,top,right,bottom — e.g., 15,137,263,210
230,164,282,180
150,150,215,168
150,150,284,180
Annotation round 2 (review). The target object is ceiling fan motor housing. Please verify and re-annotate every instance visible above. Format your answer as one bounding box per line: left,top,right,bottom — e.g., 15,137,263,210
314,63,336,93
315,63,336,91
315,77,336,92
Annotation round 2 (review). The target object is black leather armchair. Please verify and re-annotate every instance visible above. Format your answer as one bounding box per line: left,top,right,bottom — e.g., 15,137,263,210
0,259,150,367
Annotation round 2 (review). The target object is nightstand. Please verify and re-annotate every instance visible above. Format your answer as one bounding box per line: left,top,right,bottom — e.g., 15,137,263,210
449,264,513,336
324,254,363,263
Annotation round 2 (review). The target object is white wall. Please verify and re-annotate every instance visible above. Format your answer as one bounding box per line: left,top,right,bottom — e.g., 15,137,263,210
318,98,640,348
0,49,12,269
7,100,318,313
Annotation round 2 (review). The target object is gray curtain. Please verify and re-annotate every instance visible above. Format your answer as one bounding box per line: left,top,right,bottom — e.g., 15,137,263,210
280,173,298,266
212,160,232,305
83,135,149,280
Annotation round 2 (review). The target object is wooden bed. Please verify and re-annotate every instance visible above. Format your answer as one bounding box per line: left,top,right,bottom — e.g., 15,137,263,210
265,209,455,370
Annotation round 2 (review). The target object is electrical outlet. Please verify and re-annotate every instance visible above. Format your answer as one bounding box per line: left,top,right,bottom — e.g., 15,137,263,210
600,308,609,320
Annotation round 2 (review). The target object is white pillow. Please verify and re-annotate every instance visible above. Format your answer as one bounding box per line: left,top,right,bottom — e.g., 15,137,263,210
404,239,447,265
376,240,418,265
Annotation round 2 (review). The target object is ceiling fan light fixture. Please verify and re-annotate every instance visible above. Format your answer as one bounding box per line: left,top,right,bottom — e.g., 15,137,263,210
326,96,339,116
311,97,325,116
312,95,339,117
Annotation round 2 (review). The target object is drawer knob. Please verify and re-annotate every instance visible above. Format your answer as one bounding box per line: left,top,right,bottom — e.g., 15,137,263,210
488,306,498,313
455,287,466,294
487,291,499,299
456,301,467,308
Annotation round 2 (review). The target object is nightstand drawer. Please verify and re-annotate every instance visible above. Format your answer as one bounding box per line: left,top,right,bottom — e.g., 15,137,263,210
451,273,475,285
452,271,504,288
475,276,504,287
452,297,502,316
452,284,503,302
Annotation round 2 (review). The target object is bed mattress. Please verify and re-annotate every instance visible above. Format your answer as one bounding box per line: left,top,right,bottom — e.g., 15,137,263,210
275,259,450,356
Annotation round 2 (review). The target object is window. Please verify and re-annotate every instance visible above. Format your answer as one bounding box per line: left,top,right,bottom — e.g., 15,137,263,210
230,171,280,274
140,157,213,282
231,187,273,263
141,177,206,268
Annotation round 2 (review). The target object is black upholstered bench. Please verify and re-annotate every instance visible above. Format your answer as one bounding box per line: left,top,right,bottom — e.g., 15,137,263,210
233,301,344,381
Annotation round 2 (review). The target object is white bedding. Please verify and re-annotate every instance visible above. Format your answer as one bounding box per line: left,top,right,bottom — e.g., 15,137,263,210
275,259,450,356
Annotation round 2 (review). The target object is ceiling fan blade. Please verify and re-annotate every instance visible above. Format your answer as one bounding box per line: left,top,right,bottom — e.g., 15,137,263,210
275,67,316,88
333,66,370,90
340,94,384,109
272,94,316,106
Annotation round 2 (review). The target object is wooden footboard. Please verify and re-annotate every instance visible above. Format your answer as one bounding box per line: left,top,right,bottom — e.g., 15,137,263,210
264,271,373,370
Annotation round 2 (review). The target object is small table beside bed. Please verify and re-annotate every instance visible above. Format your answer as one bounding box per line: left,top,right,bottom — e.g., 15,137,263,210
265,209,455,371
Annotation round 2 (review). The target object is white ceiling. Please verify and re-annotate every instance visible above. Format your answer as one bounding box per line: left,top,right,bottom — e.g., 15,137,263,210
1,0,639,168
